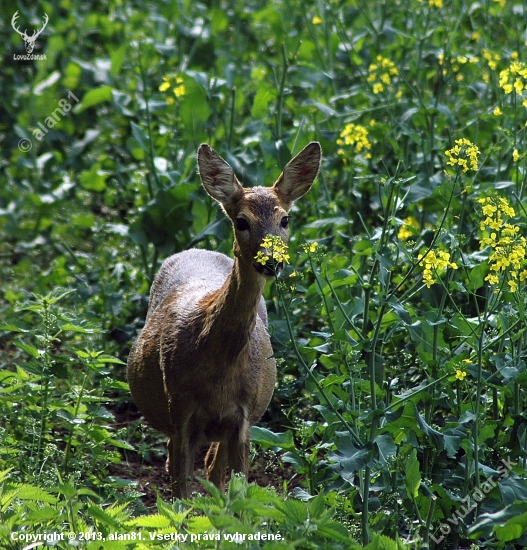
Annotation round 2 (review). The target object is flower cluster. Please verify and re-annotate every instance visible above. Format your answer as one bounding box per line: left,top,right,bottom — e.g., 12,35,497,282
478,197,527,292
398,216,420,240
438,53,479,81
445,138,480,172
302,241,319,254
499,61,527,98
482,49,501,71
455,369,467,381
418,249,458,288
367,55,399,94
159,74,186,104
337,123,372,159
254,235,290,265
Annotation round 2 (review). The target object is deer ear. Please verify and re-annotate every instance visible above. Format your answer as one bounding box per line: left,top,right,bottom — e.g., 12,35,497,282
273,142,321,208
198,144,243,205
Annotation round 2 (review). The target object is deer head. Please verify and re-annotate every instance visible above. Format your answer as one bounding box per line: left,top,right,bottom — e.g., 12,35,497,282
12,11,49,54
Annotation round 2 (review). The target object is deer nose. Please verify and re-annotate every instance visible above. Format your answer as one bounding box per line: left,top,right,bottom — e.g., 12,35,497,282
254,253,284,278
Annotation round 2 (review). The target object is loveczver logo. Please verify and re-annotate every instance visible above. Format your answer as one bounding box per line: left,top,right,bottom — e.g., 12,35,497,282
12,11,48,60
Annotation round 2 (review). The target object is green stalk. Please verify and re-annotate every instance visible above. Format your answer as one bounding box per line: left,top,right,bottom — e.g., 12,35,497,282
37,298,52,468
63,373,89,475
228,87,236,151
275,44,288,138
473,287,489,493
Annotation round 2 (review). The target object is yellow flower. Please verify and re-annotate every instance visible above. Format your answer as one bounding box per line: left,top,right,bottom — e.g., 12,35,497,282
479,197,527,291
513,148,520,162
337,123,372,158
493,106,503,116
429,0,443,6
445,138,480,172
367,56,398,94
159,74,186,100
482,49,500,71
398,216,420,240
499,61,527,95
303,241,319,254
455,369,467,381
255,235,290,265
418,249,458,288
312,16,322,24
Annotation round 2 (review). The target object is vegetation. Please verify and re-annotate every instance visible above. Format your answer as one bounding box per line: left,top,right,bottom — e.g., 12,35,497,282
1,0,527,548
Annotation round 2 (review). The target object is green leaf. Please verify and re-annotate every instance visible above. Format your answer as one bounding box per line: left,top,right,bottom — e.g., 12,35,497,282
74,86,113,113
415,411,444,450
251,86,277,119
130,122,150,155
178,75,211,142
126,513,171,528
469,502,527,540
275,499,309,523
87,504,121,528
250,426,296,450
330,437,369,482
80,164,109,192
15,484,58,504
405,449,420,499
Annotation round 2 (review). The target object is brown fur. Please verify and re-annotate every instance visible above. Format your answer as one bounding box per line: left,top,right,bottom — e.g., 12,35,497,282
127,142,321,498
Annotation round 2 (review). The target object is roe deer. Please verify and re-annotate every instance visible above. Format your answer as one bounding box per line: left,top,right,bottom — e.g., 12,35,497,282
127,142,321,498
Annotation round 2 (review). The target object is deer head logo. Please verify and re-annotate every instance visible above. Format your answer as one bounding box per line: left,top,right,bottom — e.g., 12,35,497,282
11,11,49,54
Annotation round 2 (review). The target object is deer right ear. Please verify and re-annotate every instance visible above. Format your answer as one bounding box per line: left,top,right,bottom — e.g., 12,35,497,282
198,144,243,205
273,142,321,208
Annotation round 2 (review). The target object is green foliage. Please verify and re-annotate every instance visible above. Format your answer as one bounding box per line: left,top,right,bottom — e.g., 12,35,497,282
2,0,527,548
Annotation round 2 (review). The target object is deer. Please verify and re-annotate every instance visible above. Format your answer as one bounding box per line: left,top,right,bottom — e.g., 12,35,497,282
11,11,49,54
127,142,321,498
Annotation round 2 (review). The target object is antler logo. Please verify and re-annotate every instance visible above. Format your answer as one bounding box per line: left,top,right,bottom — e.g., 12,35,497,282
12,11,49,54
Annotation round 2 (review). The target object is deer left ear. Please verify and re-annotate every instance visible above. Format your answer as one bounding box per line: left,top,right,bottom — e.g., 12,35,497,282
273,142,321,208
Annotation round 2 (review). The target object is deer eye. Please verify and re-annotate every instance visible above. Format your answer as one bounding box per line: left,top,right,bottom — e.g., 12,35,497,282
235,218,250,231
280,216,290,229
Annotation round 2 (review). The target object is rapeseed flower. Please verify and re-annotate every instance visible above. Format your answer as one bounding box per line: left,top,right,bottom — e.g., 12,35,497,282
367,55,399,94
455,369,467,381
337,123,372,159
302,241,319,254
499,61,527,95
159,75,186,104
445,138,480,172
478,197,527,292
398,216,420,240
255,235,289,265
418,249,458,288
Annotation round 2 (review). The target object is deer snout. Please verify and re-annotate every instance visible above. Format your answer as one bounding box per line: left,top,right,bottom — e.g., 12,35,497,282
254,256,284,278
253,234,289,278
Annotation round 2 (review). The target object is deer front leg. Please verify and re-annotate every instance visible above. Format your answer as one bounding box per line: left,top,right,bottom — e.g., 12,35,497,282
226,425,250,480
167,435,194,499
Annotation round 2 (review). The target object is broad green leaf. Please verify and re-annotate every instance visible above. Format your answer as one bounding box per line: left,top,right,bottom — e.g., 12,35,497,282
405,449,420,498
250,426,295,450
74,86,113,113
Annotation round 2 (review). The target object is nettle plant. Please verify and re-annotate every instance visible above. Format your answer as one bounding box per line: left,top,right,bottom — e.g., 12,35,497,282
254,139,527,547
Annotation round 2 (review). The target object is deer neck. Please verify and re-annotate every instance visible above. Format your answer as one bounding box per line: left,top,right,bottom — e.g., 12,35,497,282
198,255,266,364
